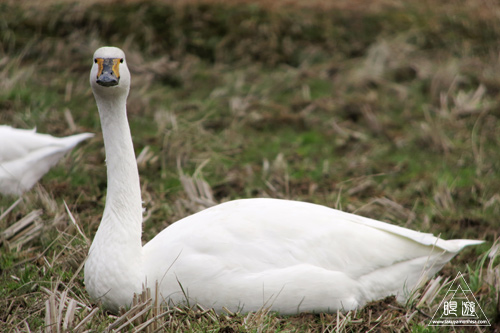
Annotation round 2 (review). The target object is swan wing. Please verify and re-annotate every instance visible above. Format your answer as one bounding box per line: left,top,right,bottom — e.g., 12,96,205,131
0,129,93,195
0,126,93,162
143,198,481,313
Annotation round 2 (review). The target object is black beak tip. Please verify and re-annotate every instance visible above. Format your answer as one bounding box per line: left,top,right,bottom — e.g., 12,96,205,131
97,75,120,87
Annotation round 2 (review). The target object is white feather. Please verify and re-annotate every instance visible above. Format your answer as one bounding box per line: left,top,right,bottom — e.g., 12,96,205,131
84,46,483,314
0,125,93,196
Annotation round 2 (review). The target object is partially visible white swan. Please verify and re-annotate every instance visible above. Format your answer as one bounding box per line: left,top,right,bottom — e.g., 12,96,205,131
84,47,483,315
0,126,93,196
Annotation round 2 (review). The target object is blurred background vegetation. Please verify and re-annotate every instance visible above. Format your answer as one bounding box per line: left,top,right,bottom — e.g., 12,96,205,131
0,0,499,331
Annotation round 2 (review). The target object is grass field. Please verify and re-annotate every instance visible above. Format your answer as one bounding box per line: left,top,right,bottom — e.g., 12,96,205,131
1,0,499,331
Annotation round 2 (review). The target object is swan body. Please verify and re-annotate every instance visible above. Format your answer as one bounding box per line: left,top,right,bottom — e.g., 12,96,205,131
0,126,93,196
84,47,483,314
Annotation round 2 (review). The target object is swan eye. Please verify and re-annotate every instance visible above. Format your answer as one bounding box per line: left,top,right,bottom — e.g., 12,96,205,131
94,59,97,64
120,58,124,63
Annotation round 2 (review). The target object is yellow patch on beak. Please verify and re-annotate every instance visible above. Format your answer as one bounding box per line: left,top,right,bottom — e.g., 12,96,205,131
95,58,121,79
96,58,104,78
111,58,121,78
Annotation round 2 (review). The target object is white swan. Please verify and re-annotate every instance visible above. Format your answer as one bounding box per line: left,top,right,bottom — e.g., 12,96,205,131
84,46,483,314
0,126,93,196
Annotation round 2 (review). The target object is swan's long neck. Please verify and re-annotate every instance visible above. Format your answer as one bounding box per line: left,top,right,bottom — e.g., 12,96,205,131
97,96,143,231
91,95,142,264
84,92,145,311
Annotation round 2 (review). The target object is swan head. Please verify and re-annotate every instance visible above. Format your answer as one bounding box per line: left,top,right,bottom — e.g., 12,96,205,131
90,46,130,99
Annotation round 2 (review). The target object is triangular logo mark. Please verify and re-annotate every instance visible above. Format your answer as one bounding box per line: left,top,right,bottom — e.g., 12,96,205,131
428,271,490,326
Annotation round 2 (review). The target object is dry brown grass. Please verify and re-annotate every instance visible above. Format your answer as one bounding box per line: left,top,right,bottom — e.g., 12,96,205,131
1,0,500,331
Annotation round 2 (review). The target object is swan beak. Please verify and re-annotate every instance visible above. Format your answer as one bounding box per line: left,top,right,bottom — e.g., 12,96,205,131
96,58,121,87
